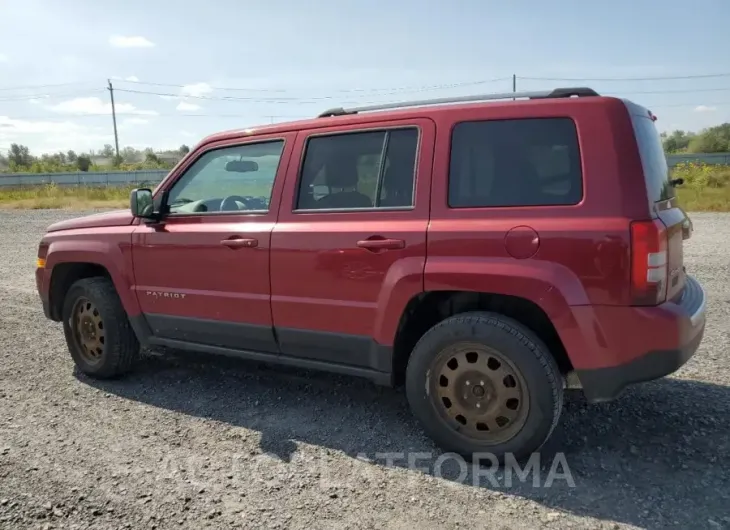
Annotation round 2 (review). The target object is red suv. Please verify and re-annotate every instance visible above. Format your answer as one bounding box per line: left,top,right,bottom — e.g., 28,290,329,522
36,87,706,461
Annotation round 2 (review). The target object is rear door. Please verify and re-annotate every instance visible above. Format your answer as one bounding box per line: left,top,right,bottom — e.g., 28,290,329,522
270,119,434,370
627,104,690,300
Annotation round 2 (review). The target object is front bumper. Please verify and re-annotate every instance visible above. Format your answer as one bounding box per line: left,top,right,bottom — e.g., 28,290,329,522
574,275,707,402
36,265,54,320
41,294,53,320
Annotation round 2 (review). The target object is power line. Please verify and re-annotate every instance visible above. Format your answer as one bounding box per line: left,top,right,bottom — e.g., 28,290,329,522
5,99,729,122
2,71,729,94
115,88,308,102
616,87,730,95
113,83,519,103
0,113,313,120
518,72,730,82
118,77,512,94
114,87,445,105
0,90,106,102
0,81,97,92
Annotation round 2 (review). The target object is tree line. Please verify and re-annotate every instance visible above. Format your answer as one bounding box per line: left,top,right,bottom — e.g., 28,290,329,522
0,143,191,173
2,122,729,173
660,123,730,154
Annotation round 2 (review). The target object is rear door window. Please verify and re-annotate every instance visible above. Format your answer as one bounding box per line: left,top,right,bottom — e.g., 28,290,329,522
448,118,583,208
295,127,419,210
629,113,675,202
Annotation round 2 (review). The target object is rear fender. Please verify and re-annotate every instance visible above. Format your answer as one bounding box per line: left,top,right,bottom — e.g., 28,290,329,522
371,256,426,346
423,257,589,356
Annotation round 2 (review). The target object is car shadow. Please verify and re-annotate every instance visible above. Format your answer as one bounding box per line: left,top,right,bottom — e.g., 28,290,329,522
79,351,730,529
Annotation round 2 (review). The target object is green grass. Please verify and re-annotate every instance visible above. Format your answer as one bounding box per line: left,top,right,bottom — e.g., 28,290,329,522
675,186,730,212
672,163,730,212
0,183,134,210
2,163,729,212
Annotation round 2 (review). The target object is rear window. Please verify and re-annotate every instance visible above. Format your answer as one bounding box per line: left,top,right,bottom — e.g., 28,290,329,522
630,114,675,202
448,118,583,208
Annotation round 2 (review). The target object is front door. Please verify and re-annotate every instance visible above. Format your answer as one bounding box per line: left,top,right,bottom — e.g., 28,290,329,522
270,119,434,370
131,133,295,353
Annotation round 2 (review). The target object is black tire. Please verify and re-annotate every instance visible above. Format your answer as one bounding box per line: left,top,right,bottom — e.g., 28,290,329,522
405,311,563,463
61,277,139,379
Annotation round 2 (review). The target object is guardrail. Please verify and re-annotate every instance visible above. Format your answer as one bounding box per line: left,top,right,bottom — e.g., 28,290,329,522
0,170,169,187
1,153,729,187
666,153,730,166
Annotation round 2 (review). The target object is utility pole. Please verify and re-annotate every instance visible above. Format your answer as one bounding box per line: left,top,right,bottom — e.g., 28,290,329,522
512,74,516,100
107,79,120,159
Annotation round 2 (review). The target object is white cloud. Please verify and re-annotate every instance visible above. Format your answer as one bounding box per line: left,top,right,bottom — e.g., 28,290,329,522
176,101,201,111
0,116,111,153
0,116,79,135
695,105,717,113
180,82,213,97
28,96,50,105
122,117,150,125
48,97,158,116
155,82,213,103
109,35,155,48
111,75,140,82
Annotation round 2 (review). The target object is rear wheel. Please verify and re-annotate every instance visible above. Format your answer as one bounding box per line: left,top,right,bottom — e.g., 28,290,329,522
405,311,563,463
62,277,139,378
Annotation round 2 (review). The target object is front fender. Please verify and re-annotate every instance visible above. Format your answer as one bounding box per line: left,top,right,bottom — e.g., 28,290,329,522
43,231,139,317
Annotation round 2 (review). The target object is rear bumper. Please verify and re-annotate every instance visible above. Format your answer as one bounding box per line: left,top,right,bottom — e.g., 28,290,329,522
576,320,704,402
569,275,707,402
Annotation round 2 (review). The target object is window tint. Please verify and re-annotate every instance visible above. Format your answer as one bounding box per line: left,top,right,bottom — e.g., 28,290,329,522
630,114,674,202
448,118,582,208
296,128,418,210
167,140,284,214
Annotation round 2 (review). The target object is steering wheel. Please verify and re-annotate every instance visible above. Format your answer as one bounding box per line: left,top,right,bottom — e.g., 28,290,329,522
219,195,255,212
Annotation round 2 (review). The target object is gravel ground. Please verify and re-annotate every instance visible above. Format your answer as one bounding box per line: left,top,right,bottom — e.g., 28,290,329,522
0,209,728,530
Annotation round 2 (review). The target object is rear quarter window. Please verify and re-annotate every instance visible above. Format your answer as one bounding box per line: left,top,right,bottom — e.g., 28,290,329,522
448,118,583,208
630,114,675,202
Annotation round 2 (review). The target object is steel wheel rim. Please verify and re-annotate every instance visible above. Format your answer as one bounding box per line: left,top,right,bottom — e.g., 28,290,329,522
428,342,530,445
70,297,106,365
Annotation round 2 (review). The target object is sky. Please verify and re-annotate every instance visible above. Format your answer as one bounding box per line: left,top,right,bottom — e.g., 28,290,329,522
1,0,729,155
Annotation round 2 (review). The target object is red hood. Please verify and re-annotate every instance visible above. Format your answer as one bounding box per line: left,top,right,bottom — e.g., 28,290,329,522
46,209,135,232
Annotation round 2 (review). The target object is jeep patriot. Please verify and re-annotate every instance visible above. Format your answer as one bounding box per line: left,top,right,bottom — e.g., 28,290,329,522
36,87,707,461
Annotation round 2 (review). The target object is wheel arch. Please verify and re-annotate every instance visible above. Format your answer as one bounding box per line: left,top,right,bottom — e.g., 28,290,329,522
48,262,113,321
391,290,572,385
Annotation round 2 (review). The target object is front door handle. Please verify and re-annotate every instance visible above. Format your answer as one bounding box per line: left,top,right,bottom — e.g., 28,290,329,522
221,237,258,249
356,238,405,251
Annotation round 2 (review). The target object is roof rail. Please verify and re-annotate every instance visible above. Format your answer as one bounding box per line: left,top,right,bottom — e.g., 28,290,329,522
317,87,600,118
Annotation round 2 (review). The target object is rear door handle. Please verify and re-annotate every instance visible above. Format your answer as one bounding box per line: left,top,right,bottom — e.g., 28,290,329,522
356,238,405,251
221,237,258,249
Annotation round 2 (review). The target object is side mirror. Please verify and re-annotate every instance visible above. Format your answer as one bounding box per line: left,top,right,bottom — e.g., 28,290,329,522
130,188,155,218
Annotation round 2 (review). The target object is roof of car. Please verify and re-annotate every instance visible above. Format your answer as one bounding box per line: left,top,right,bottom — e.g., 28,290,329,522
196,88,628,146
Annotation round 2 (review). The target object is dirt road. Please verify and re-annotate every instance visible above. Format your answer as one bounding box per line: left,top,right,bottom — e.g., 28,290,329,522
1,210,728,529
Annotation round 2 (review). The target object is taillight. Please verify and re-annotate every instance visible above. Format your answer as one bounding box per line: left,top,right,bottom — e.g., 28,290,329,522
630,219,668,305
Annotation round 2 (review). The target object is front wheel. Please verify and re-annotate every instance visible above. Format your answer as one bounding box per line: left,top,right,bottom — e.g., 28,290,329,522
405,312,564,463
62,277,139,379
